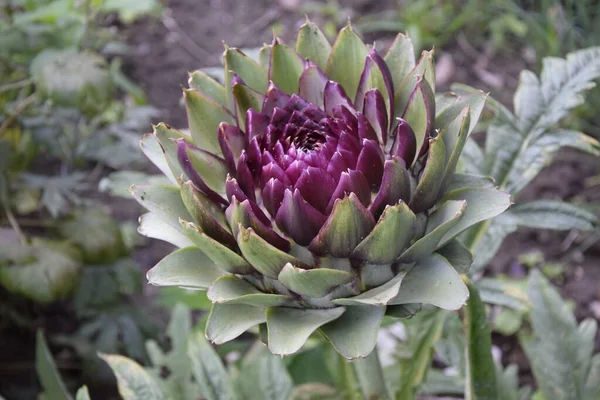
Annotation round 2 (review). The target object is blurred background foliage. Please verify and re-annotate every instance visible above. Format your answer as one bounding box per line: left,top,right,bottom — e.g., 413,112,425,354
1,0,600,399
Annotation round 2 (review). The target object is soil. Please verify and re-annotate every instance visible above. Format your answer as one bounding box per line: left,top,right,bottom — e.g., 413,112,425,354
120,0,600,389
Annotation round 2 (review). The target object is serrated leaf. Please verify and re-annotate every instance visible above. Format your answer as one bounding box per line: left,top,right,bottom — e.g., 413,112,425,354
187,330,236,400
101,354,165,400
464,214,518,272
237,347,294,400
508,200,598,231
504,130,600,194
486,47,600,194
476,278,529,311
520,270,599,400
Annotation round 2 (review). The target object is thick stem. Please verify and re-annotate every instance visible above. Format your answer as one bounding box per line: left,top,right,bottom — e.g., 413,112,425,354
353,350,391,400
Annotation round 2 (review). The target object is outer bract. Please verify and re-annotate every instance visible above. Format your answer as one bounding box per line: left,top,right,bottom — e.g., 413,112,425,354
132,22,511,359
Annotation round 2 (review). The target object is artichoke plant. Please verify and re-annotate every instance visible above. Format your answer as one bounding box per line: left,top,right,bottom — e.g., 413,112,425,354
132,21,511,359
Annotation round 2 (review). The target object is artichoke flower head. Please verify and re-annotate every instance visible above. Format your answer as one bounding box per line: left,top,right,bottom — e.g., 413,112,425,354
132,21,511,359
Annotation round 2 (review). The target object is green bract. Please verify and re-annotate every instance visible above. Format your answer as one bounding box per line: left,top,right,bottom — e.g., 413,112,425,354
133,21,511,359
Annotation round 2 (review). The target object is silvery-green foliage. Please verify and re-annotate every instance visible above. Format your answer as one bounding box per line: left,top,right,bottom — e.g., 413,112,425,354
456,47,600,271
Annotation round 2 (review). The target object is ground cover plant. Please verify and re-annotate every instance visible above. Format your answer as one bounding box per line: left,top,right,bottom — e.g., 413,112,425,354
0,0,162,396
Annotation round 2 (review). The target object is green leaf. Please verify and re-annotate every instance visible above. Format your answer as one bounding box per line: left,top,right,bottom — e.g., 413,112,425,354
439,187,512,246
206,303,266,344
180,220,252,275
447,174,495,192
147,247,224,289
140,133,178,185
520,270,598,400
187,330,236,400
309,193,375,258
353,350,391,399
437,239,473,273
237,347,294,400
0,239,81,304
409,134,445,213
465,214,518,272
333,272,404,306
504,130,600,195
352,201,416,264
99,171,170,199
384,33,416,87
130,184,192,223
36,331,72,400
320,305,386,360
459,138,486,175
232,82,263,127
183,144,228,196
508,200,598,231
189,70,227,105
394,50,435,118
100,353,165,400
463,282,498,400
391,253,469,310
146,304,200,400
266,307,345,355
138,212,194,248
435,90,487,137
154,123,190,183
237,226,306,278
296,20,332,70
399,199,466,262
184,88,234,156
325,24,368,100
439,106,471,191
31,49,113,114
208,275,292,307
402,78,435,169
485,48,600,194
180,180,231,240
278,264,353,298
476,278,529,311
58,208,125,264
224,46,268,107
270,40,304,94
396,309,446,399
